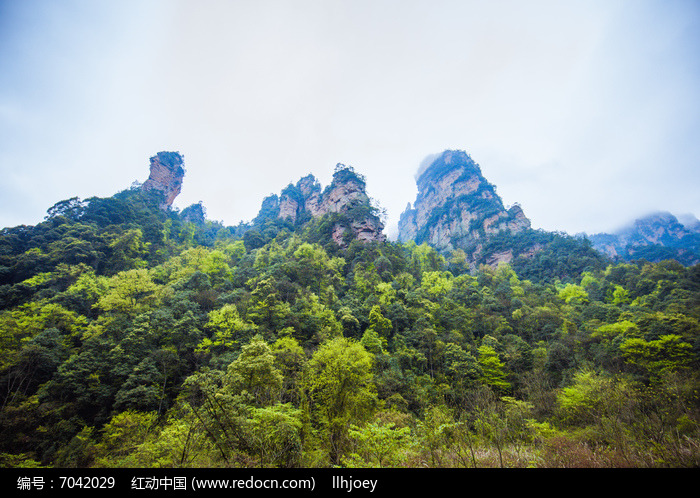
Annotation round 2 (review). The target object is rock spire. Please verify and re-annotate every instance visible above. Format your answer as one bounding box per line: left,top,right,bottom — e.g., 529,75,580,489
141,151,185,208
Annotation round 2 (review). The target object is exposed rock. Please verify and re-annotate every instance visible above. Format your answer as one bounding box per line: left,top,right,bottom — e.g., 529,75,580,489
485,249,514,267
350,217,386,244
398,150,531,266
276,174,323,223
180,202,206,224
255,164,386,247
141,151,185,209
319,173,369,214
278,195,301,223
297,175,323,217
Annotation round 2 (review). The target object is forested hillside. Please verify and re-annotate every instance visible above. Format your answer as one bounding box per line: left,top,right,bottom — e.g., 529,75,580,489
1,178,699,468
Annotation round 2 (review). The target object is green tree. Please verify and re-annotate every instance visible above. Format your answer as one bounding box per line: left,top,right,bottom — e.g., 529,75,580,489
226,336,283,406
132,406,217,467
247,404,303,468
271,335,306,404
197,304,258,354
93,410,159,467
94,269,159,319
478,345,511,393
557,283,589,304
106,228,148,272
180,369,251,465
368,305,392,338
360,328,386,355
246,277,292,332
292,242,345,293
620,335,693,378
302,337,378,465
441,343,481,406
557,369,627,426
421,271,454,298
418,405,456,467
344,421,413,467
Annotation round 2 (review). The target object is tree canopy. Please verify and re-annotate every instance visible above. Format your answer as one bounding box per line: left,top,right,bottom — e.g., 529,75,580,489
0,190,699,468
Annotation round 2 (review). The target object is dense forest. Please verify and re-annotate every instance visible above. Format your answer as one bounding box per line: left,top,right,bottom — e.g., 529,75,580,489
1,184,699,469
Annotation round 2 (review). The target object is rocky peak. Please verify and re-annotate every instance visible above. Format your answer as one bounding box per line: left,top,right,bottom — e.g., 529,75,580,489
320,164,372,214
141,151,185,209
588,211,700,265
297,174,321,196
255,164,386,247
631,212,690,243
180,201,206,224
398,150,530,261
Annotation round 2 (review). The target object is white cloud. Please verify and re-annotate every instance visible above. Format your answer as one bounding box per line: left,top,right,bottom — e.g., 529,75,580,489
1,0,698,236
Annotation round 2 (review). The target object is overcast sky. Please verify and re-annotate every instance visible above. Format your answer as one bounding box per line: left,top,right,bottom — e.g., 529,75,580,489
1,0,699,238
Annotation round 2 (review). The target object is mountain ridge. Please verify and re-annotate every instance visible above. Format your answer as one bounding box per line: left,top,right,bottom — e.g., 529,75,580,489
396,149,699,270
3,149,698,269
1,149,699,469
587,211,700,266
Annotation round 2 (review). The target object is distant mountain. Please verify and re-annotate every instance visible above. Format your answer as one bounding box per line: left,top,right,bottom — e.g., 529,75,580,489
588,212,700,266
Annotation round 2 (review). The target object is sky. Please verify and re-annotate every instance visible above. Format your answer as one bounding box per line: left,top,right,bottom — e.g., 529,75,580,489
1,0,699,239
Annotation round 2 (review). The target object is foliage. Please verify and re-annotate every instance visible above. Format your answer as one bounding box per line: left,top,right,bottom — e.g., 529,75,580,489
0,189,699,468
301,337,377,465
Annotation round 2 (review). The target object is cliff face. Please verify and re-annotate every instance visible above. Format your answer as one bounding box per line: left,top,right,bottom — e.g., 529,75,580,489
141,151,185,209
588,212,700,265
257,164,386,247
398,150,530,265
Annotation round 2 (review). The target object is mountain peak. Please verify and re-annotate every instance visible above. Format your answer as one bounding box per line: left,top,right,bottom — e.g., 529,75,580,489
253,163,385,248
141,151,185,209
398,150,530,260
415,150,480,186
588,211,700,265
